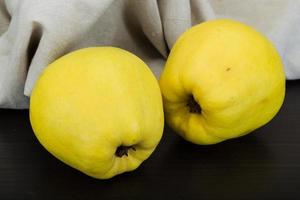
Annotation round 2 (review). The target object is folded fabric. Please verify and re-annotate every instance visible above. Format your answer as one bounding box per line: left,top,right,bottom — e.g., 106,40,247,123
0,0,299,109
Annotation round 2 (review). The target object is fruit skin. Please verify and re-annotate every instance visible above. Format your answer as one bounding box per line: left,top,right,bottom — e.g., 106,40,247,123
159,19,285,145
30,47,164,179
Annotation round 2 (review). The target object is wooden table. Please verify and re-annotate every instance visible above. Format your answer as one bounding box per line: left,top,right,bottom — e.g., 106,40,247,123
1,80,300,199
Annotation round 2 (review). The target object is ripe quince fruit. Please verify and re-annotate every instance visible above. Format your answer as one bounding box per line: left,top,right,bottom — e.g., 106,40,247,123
30,47,164,179
159,19,285,145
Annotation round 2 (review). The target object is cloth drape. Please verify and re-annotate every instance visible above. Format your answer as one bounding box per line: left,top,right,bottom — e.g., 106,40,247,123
0,0,299,109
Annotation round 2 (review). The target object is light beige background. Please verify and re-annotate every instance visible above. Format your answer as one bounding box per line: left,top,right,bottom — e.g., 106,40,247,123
0,0,299,108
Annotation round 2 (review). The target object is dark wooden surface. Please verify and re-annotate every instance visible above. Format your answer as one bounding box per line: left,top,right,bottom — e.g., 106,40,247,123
1,80,300,200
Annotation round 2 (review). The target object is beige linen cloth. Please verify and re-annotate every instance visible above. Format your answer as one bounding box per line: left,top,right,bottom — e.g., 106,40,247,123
0,0,299,109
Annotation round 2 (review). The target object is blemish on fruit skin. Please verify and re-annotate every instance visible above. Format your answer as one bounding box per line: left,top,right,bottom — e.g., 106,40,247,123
260,97,268,104
226,67,231,71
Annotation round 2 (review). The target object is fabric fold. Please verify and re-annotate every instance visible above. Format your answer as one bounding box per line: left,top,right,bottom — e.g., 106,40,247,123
0,0,300,109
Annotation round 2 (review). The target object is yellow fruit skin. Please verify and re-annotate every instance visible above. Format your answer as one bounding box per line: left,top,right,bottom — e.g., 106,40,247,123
30,47,164,179
159,19,285,145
